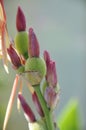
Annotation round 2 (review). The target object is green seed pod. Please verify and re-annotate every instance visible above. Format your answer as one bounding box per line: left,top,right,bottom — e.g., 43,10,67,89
25,57,46,86
28,119,47,130
15,31,29,59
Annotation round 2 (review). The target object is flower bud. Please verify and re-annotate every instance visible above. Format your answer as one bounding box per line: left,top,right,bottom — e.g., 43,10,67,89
18,93,36,122
28,28,40,57
32,92,44,117
16,6,26,32
44,87,59,109
25,57,46,86
43,50,50,69
7,44,21,69
47,61,57,87
44,50,57,87
28,119,47,130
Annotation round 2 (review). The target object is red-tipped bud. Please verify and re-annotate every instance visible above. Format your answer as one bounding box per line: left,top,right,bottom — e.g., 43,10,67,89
47,61,57,87
7,44,21,69
16,6,26,31
44,51,57,87
43,50,50,69
44,87,59,109
18,93,36,122
32,92,44,117
28,28,40,57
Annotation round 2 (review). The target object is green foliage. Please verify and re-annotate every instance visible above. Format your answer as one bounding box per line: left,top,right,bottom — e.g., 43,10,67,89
58,99,81,130
0,105,5,130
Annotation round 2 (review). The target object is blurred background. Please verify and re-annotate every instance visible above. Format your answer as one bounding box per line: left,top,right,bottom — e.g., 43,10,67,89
0,0,85,130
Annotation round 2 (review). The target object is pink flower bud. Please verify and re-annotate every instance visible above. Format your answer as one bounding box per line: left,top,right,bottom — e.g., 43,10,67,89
47,61,57,87
43,50,50,69
18,93,36,122
28,28,40,57
16,6,26,31
44,50,57,87
32,92,44,117
44,87,59,109
7,44,21,69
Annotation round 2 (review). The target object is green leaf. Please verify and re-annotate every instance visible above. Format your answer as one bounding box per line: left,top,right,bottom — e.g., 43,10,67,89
58,99,81,130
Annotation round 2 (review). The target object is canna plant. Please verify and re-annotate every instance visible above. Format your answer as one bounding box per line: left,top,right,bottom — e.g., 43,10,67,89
0,0,60,130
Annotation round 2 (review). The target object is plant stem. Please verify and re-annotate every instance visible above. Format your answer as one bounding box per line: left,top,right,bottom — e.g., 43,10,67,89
34,85,54,130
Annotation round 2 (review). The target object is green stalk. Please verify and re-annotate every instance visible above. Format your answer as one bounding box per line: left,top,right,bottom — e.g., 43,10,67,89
34,85,54,130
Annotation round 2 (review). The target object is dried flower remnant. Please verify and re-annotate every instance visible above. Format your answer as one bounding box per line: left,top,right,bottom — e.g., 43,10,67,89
0,0,6,19
3,75,19,130
0,0,10,73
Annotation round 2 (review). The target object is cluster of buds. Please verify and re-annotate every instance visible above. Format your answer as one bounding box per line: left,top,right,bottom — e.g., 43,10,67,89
43,51,60,110
0,1,60,130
